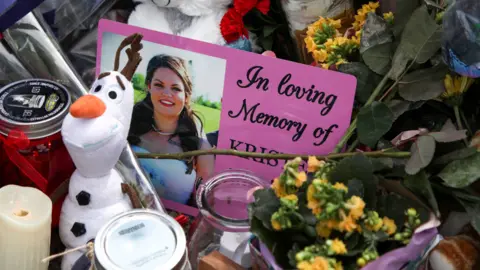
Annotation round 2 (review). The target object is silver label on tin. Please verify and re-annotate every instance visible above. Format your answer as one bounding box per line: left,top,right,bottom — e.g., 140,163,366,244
104,218,177,269
0,80,68,123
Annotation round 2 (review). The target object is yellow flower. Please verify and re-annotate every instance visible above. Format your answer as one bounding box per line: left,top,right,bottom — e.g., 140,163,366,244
307,184,319,210
297,256,330,270
330,239,347,255
442,74,474,99
334,37,348,46
368,1,380,9
346,196,365,220
335,59,347,66
284,194,298,202
338,214,357,232
333,182,348,192
271,178,286,198
328,18,342,29
382,217,397,235
335,261,343,270
383,11,394,21
321,63,330,69
313,49,328,63
305,36,317,53
308,156,324,172
307,25,318,36
316,222,332,238
296,171,307,187
311,256,330,270
271,219,282,231
366,219,383,232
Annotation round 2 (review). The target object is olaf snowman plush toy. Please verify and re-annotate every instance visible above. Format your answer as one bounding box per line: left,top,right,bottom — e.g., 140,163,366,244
59,34,143,269
128,0,270,52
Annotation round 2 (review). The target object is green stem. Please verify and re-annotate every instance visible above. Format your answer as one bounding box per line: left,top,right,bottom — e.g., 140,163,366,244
453,105,464,130
460,109,473,136
347,138,359,152
135,149,410,160
333,73,391,153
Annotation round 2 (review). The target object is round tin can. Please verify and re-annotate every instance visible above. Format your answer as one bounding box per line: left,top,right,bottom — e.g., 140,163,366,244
94,210,190,270
0,78,71,139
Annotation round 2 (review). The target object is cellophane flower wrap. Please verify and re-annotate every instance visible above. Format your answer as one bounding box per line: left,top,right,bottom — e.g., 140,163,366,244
248,156,437,269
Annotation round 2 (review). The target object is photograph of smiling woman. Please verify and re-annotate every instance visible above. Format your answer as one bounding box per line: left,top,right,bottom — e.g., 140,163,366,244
128,54,215,205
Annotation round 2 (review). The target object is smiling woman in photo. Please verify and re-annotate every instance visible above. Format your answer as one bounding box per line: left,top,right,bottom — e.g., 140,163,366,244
128,54,214,204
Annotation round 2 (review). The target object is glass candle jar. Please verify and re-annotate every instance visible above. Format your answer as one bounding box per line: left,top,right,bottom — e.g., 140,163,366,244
187,169,268,269
0,79,74,226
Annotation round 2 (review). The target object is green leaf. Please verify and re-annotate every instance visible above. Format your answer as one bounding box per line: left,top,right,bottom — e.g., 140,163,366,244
251,189,281,229
364,229,389,242
250,216,291,268
338,62,382,104
328,154,377,207
344,233,364,256
431,147,478,167
371,157,394,172
390,6,443,79
357,101,395,147
405,135,436,175
438,152,480,188
386,99,426,121
347,179,364,198
398,65,448,101
362,43,393,75
360,13,394,75
328,154,374,184
392,0,421,37
456,200,480,235
403,170,440,216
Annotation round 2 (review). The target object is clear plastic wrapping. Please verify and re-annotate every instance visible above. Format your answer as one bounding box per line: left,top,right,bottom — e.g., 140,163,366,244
442,0,480,78
36,0,118,41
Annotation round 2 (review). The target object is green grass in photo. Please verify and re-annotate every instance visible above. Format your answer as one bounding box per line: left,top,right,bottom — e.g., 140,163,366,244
192,103,221,133
134,89,147,104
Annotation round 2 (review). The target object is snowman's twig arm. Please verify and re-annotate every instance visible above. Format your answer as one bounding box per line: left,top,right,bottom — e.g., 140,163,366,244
121,183,143,209
135,149,411,160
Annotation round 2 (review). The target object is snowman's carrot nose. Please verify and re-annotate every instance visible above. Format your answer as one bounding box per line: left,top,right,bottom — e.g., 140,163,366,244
70,95,106,119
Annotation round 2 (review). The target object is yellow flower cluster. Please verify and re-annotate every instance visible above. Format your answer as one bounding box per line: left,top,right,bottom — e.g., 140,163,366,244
271,157,307,198
353,2,380,31
297,256,343,270
304,17,358,69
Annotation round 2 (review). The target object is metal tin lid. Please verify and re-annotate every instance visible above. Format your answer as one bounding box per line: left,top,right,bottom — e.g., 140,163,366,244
0,79,71,139
94,210,186,270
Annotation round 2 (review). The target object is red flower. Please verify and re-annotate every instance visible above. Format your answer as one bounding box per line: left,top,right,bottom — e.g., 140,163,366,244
220,8,249,43
234,0,271,16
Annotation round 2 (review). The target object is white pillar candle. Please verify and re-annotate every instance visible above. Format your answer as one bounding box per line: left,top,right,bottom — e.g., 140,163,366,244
0,185,52,270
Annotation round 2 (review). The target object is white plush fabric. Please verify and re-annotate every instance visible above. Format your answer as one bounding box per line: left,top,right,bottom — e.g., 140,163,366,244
67,169,130,209
59,71,135,269
129,1,228,46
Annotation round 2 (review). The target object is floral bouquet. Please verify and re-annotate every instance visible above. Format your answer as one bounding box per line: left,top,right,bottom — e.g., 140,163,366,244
248,156,437,269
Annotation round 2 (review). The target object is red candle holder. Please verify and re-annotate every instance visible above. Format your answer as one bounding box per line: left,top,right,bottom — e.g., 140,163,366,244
0,79,75,227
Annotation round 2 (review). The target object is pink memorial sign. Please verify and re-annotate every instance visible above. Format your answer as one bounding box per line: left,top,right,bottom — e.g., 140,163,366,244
216,57,357,182
96,20,356,214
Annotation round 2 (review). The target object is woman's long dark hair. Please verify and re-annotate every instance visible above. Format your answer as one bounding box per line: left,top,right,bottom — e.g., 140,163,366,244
128,54,203,171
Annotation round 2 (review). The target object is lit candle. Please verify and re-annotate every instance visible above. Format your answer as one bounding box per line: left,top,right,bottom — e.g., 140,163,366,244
0,185,52,270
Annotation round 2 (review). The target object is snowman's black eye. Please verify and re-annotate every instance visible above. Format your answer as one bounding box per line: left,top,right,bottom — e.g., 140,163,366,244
94,85,102,92
108,91,117,99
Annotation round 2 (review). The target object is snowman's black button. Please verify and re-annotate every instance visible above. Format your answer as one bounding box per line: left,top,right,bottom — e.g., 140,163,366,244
71,222,86,237
76,191,91,206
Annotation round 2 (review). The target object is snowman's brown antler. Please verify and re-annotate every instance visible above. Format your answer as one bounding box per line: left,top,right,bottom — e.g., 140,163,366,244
113,33,144,81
